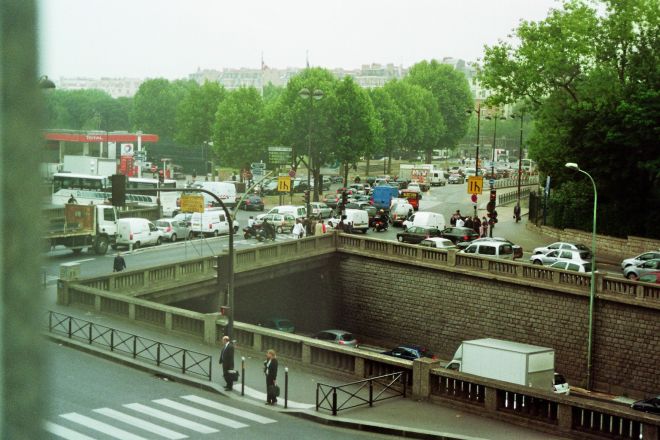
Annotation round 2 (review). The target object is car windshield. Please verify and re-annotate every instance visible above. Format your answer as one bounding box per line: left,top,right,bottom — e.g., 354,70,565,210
554,374,567,385
277,320,293,328
583,263,592,272
341,333,354,341
579,252,590,260
155,221,169,227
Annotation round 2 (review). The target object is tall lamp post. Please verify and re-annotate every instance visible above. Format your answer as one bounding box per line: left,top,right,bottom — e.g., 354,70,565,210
511,111,525,208
299,87,324,219
565,162,597,390
484,112,505,237
466,103,483,218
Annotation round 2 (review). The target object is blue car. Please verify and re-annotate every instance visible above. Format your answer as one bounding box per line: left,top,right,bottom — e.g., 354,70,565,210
381,344,435,361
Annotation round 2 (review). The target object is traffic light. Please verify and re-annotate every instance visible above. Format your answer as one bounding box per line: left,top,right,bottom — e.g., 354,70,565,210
489,190,497,202
110,174,126,207
158,170,164,184
304,190,310,204
486,201,496,213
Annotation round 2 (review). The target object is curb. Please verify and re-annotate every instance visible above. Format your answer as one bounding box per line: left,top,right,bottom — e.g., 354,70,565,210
45,332,474,440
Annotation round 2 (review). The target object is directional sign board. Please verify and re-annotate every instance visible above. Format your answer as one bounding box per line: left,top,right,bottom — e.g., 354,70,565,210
467,176,484,195
277,176,291,192
268,146,293,166
180,194,205,213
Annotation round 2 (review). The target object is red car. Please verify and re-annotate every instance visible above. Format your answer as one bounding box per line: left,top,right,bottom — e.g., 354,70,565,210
639,271,660,284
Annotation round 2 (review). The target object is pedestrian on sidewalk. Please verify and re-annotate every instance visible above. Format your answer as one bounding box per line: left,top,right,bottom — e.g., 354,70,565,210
480,216,489,238
514,203,521,223
456,216,465,228
219,336,235,391
292,219,305,239
314,219,325,236
464,216,473,230
113,253,126,272
472,216,481,235
264,349,279,405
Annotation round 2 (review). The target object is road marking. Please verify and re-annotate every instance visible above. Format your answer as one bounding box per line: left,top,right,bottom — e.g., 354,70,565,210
181,395,277,424
70,258,95,264
237,386,315,409
59,413,148,440
44,422,96,440
93,408,187,439
153,399,248,429
123,403,218,434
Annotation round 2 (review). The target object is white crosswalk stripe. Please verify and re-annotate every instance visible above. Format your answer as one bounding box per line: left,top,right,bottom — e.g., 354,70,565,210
44,421,96,440
93,407,188,439
123,403,219,434
59,413,148,440
181,395,277,424
153,399,249,429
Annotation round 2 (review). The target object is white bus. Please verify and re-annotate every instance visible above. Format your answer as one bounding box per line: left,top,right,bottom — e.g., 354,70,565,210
51,173,179,215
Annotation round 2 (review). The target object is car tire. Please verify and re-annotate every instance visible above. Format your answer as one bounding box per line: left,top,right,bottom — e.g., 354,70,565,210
94,236,109,255
134,242,140,250
397,236,403,242
156,237,162,246
276,226,283,234
626,273,638,280
213,230,219,237
170,234,177,242
187,232,193,240
533,260,542,265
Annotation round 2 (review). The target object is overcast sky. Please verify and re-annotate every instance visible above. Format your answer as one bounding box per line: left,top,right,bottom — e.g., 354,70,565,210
39,0,559,79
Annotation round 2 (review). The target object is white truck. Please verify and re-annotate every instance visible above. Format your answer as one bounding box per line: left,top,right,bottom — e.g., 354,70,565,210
445,338,568,394
62,155,117,176
399,164,445,187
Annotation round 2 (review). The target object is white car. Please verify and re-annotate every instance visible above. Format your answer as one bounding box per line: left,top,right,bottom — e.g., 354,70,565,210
621,251,660,270
530,249,591,268
419,238,456,249
553,373,570,395
533,242,591,256
549,261,592,273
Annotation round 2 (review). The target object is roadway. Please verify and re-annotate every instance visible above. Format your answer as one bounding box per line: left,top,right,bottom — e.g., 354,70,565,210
45,341,397,440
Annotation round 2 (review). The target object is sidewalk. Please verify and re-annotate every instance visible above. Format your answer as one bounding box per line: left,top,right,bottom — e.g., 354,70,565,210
45,286,565,440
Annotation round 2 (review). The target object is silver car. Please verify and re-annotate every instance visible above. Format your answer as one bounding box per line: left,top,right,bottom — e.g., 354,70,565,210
623,258,660,280
310,202,332,219
533,242,591,256
621,251,660,270
314,329,359,347
155,219,192,242
550,261,592,273
530,249,591,267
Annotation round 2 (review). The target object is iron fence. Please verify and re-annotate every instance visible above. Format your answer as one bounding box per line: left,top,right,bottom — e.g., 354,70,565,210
47,311,212,381
316,371,407,416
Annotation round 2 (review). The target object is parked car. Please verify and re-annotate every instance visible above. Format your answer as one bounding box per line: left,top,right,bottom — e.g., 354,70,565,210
438,226,480,244
639,271,660,284
530,249,591,267
172,212,193,226
260,318,295,333
381,344,435,361
549,261,592,273
533,242,591,256
553,373,571,395
630,395,660,414
396,226,442,244
448,173,465,184
457,237,523,259
419,237,456,250
621,251,660,270
314,330,358,347
117,218,163,249
155,218,192,242
460,239,515,260
238,194,265,211
623,258,660,280
255,213,296,234
310,202,332,219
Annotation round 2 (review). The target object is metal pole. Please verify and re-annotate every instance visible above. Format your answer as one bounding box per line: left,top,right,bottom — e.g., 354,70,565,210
284,367,289,409
474,104,481,219
307,102,312,221
489,116,497,238
241,356,245,396
332,388,337,416
581,169,598,390
516,111,524,207
369,379,373,407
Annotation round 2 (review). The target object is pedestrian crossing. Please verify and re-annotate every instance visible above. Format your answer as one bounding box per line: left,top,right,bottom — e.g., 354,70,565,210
44,394,277,439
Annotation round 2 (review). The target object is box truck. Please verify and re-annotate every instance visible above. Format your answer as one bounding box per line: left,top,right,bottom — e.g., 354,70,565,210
445,338,560,392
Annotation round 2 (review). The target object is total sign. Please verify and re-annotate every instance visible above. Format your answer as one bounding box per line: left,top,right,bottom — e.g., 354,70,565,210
121,143,134,156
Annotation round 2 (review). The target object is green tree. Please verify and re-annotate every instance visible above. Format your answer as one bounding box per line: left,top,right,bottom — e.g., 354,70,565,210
370,88,406,174
131,79,193,141
406,60,472,160
212,87,265,168
44,89,130,131
175,81,226,146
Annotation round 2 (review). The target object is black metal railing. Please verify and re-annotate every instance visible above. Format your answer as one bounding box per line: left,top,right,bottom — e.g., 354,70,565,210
498,187,531,206
46,311,212,381
316,371,407,416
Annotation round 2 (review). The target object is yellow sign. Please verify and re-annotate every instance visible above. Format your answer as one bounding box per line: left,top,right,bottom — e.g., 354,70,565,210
180,194,205,213
277,176,291,192
467,176,484,195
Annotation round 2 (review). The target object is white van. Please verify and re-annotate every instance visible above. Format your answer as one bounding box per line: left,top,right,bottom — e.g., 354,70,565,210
390,201,414,226
266,205,307,220
191,181,237,208
460,239,515,260
430,171,447,186
117,218,163,249
403,211,446,231
190,210,237,237
327,209,370,233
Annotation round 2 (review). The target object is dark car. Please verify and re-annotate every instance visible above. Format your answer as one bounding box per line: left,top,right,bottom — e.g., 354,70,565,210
238,194,265,211
381,344,435,361
439,226,480,244
396,226,442,244
261,317,295,333
631,395,660,414
457,237,523,259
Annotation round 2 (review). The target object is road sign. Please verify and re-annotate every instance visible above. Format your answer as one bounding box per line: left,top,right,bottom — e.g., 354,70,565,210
288,168,296,178
489,179,495,187
268,146,293,166
277,176,291,192
471,194,478,203
180,194,205,213
251,162,266,169
467,176,484,195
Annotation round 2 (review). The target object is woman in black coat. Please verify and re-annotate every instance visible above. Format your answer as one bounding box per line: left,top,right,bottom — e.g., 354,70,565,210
264,349,279,405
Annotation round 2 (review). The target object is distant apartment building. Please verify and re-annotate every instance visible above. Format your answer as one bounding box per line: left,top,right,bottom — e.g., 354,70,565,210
58,77,144,98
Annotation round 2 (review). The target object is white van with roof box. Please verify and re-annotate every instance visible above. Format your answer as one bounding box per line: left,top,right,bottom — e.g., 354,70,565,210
403,211,445,231
117,218,163,249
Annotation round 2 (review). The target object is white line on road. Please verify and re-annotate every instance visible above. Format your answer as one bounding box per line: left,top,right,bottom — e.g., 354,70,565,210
123,403,218,434
70,258,95,264
180,395,277,424
93,407,187,439
44,422,96,440
234,386,315,409
59,413,148,440
152,399,248,429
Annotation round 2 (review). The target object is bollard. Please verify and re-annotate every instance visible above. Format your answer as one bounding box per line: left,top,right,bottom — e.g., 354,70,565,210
241,357,245,396
332,388,337,416
284,367,289,409
369,379,373,407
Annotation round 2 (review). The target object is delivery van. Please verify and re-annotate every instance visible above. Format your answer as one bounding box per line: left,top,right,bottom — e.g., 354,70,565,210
116,218,163,249
190,210,238,236
403,211,445,231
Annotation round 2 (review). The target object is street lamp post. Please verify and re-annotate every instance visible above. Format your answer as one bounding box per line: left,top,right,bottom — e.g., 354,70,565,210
299,87,324,220
466,103,483,218
565,162,598,390
511,111,525,209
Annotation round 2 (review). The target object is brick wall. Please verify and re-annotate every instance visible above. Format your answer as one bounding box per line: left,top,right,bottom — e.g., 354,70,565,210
336,255,660,397
527,223,660,258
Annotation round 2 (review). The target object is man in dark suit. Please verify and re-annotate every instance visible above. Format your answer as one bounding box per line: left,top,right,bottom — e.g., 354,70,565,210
219,336,235,391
